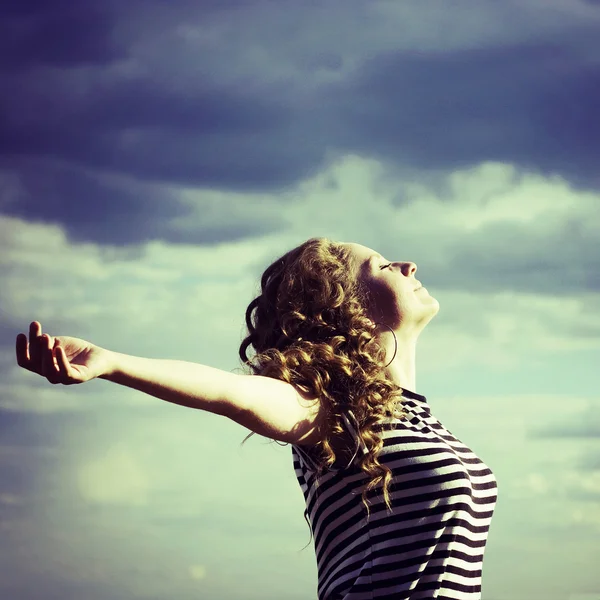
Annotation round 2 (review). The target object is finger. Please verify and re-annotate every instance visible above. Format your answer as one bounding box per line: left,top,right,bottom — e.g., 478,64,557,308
55,342,75,383
29,321,41,344
29,321,42,369
16,333,31,368
47,335,58,369
41,335,60,383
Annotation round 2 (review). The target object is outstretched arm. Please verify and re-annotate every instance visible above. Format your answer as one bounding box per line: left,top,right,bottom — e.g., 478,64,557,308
16,322,324,445
101,351,323,444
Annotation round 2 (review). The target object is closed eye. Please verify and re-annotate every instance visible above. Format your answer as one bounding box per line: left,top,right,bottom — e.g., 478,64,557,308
380,263,392,270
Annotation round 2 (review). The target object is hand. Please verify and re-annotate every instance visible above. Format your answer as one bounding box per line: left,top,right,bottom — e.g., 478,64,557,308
16,321,111,385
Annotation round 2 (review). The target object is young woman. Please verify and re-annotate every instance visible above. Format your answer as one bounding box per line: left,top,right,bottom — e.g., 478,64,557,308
15,237,498,599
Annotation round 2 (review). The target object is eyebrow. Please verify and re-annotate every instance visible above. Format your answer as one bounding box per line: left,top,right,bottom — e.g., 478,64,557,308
361,254,385,271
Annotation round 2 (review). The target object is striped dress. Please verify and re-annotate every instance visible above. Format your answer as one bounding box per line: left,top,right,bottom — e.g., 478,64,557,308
291,388,498,600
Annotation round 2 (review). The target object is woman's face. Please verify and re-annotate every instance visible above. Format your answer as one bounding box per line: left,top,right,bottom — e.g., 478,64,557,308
341,242,439,332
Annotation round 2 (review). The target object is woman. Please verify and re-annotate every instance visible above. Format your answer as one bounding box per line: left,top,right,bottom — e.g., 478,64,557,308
15,237,498,599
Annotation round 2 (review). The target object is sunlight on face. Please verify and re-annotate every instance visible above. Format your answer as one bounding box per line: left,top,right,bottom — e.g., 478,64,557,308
338,241,383,279
338,241,439,331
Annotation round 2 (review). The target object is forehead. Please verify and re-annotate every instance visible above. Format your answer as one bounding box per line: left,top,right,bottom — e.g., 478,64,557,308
341,242,381,262
339,242,382,274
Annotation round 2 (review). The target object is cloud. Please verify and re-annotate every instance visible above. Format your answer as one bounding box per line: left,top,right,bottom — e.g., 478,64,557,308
76,441,149,507
1,157,599,419
284,156,600,295
529,403,600,439
1,161,189,245
1,2,599,598
0,392,313,598
0,1,126,71
0,161,288,246
188,564,207,580
0,213,273,381
328,41,600,188
1,0,599,212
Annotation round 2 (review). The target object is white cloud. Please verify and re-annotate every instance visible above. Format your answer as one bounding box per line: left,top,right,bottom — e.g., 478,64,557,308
188,564,207,580
2,155,599,415
571,504,600,530
76,442,150,507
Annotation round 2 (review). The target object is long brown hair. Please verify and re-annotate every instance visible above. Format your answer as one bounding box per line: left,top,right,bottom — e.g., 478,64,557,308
238,237,409,517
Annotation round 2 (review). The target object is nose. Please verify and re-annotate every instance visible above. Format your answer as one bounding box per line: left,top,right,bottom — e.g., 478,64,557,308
400,262,417,276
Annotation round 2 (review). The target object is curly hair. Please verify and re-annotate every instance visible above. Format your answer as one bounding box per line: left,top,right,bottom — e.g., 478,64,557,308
238,237,410,519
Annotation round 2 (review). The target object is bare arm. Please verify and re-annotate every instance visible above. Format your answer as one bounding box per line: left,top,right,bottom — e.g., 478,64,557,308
100,351,323,444
16,322,323,445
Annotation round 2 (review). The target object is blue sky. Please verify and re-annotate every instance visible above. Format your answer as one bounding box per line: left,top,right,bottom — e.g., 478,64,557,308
1,1,600,599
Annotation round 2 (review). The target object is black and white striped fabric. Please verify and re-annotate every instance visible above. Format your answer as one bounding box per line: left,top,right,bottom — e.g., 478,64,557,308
291,388,498,599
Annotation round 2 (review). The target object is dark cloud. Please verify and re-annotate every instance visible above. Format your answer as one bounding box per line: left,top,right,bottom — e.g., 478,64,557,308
1,161,189,245
83,79,287,134
0,159,288,246
2,2,597,190
0,0,599,247
0,0,126,71
329,41,600,190
0,0,301,245
3,34,599,195
0,67,318,192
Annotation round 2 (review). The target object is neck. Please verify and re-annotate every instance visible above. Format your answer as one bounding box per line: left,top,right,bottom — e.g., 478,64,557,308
379,328,418,393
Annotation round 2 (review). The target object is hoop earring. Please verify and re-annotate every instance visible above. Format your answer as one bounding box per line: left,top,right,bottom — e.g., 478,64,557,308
374,322,397,368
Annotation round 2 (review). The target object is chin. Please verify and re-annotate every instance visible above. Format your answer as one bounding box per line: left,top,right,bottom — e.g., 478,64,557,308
422,297,440,323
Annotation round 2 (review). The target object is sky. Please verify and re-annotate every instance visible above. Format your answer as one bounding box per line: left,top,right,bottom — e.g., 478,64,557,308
0,0,599,599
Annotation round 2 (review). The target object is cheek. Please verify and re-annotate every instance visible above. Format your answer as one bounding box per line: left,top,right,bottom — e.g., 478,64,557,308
367,279,404,318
